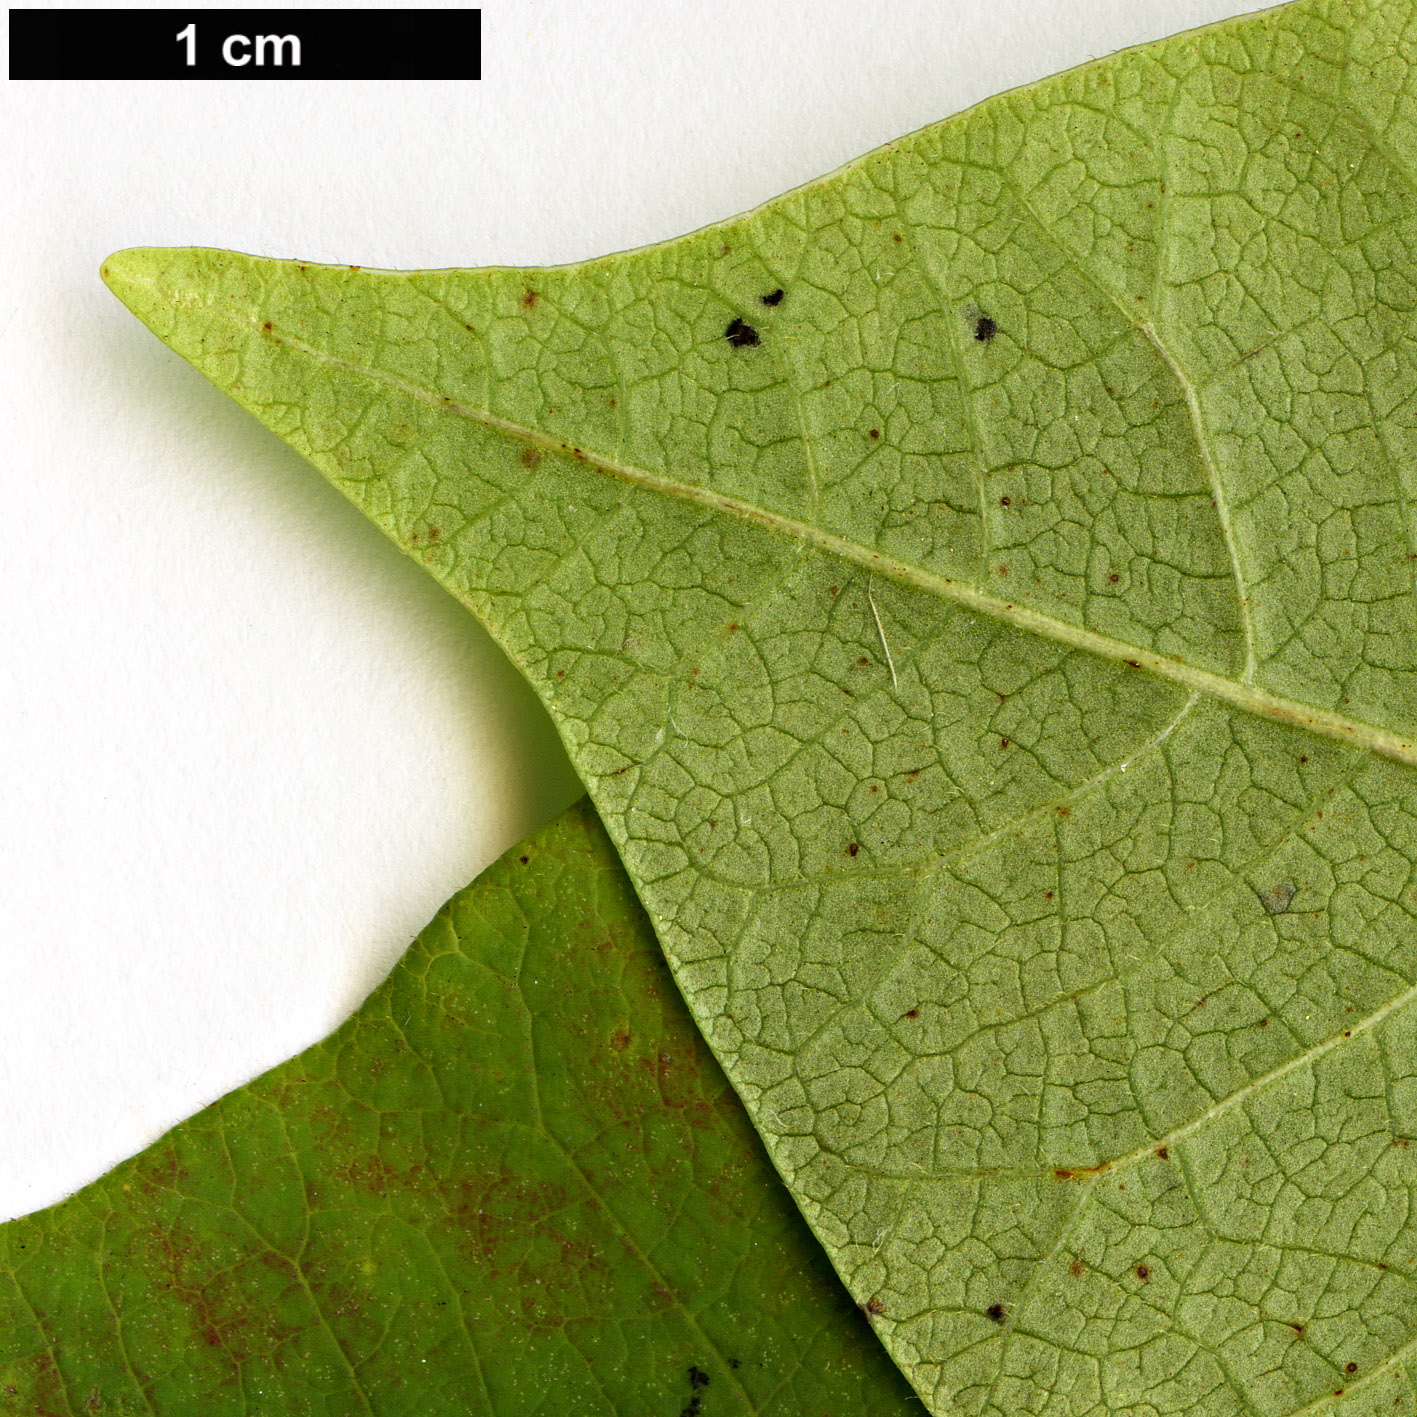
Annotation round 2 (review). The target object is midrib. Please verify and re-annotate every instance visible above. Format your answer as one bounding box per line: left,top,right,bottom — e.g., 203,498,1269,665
266,321,1417,768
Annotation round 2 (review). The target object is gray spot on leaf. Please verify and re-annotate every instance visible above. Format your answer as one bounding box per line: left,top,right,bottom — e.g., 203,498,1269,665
1258,881,1297,915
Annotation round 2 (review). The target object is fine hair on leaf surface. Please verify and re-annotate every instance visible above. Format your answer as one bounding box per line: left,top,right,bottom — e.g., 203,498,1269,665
37,0,1417,1412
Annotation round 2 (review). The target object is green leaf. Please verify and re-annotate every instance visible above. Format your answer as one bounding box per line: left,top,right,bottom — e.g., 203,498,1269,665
99,0,1417,1410
0,800,922,1416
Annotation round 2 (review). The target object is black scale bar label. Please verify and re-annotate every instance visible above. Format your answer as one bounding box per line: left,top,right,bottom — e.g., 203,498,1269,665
9,9,481,79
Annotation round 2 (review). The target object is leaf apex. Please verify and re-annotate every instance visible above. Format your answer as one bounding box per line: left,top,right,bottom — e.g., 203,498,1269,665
99,245,162,303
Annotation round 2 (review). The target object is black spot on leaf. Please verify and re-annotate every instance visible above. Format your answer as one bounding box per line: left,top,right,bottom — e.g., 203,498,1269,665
760,288,785,306
725,317,761,348
688,1366,710,1390
974,315,997,342
987,1303,1006,1323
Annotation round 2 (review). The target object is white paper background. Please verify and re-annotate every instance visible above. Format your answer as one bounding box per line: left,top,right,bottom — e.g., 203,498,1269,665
1,0,1266,1220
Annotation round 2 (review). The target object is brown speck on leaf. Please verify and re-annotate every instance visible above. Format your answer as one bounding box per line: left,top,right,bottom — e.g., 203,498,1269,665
1289,1322,1305,1336
1000,495,1011,506
1348,1363,1359,1374
858,656,870,666
1045,890,1055,899
760,288,785,306
520,448,541,469
521,288,539,308
893,233,902,243
610,1026,631,1052
903,1008,920,1020
1068,1257,1084,1277
725,317,760,349
998,563,1008,576
869,428,880,439
728,622,739,632
986,1303,1006,1324
1156,1146,1169,1160
1136,1264,1150,1281
1259,881,1297,915
1109,572,1120,583
519,856,528,865
556,669,566,678
848,843,860,857
864,1296,885,1317
262,321,273,332
829,585,839,595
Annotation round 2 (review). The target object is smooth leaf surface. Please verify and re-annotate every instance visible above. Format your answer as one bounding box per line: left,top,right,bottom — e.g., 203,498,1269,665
102,1,1417,1411
0,801,921,1416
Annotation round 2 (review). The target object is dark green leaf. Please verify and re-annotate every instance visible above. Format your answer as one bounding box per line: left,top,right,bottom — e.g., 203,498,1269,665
0,802,922,1417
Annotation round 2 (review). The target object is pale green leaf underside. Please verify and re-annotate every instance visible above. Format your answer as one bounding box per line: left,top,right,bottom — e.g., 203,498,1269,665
104,2,1417,1411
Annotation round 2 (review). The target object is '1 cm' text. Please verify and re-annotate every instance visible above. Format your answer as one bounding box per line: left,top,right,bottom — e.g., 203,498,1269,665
175,23,301,68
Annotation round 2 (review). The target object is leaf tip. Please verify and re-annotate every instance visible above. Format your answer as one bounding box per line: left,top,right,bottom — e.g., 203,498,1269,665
100,247,193,328
100,246,157,302
101,246,236,323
